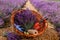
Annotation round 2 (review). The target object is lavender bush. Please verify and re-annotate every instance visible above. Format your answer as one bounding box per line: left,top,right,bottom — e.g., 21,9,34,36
30,0,60,26
0,0,27,27
30,0,60,33
6,32,21,40
0,0,27,19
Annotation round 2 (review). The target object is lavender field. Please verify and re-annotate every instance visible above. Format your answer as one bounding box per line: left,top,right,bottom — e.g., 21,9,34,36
0,0,60,40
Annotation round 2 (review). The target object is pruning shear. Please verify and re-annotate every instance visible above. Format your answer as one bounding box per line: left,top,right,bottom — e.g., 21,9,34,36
14,24,25,32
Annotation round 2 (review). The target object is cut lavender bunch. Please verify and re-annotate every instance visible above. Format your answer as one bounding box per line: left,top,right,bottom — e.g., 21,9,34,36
14,10,37,31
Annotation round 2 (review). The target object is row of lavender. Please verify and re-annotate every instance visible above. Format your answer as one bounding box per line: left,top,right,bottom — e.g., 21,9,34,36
0,0,27,27
30,0,60,32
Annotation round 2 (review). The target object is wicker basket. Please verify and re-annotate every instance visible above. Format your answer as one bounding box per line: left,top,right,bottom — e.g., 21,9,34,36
11,9,48,38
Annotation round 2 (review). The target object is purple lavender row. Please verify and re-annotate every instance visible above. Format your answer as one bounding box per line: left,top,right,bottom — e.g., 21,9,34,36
6,32,21,40
0,0,27,19
30,0,60,33
0,0,27,27
30,1,60,25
